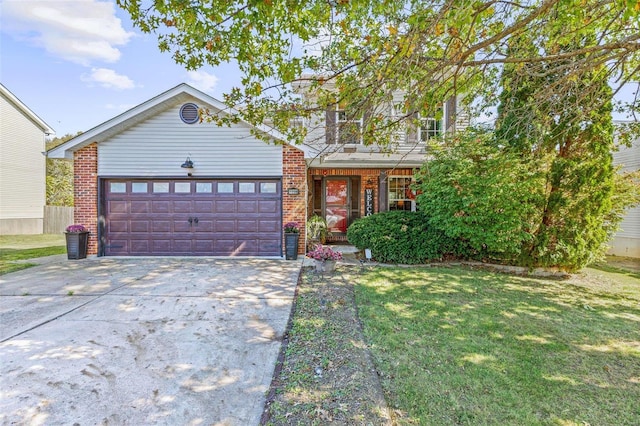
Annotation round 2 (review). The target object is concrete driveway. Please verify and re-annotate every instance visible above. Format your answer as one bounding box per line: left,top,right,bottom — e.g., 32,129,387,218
0,257,301,425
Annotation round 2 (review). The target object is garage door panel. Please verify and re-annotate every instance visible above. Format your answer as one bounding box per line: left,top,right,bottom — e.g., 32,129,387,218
216,200,236,213
105,179,281,256
152,201,171,213
109,220,128,233
174,220,191,232
194,240,214,252
173,201,191,213
173,240,192,252
194,221,213,232
130,240,150,254
258,220,278,232
152,221,171,233
237,200,257,213
109,201,128,214
215,240,236,253
130,201,150,213
238,220,258,232
215,220,235,232
194,201,214,213
152,240,171,252
130,221,149,233
259,200,278,213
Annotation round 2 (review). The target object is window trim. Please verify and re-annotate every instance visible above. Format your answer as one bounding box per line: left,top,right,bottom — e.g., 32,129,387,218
336,106,363,145
387,176,416,212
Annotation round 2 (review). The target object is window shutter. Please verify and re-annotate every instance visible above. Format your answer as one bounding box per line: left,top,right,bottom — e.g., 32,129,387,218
378,171,388,212
406,112,419,143
445,96,457,132
326,108,336,144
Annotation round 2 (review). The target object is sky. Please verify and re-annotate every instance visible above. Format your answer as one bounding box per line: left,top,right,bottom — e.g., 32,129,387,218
1,0,637,139
0,0,242,138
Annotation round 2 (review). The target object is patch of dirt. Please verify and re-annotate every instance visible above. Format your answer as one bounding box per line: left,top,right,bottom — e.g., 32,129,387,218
261,265,392,425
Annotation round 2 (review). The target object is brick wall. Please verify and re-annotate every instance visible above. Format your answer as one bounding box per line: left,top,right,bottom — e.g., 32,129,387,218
73,143,98,255
282,145,307,254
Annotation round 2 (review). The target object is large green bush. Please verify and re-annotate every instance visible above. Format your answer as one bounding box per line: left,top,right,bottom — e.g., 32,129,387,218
346,211,468,264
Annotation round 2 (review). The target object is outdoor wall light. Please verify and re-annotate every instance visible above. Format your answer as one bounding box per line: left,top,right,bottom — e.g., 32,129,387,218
181,156,194,169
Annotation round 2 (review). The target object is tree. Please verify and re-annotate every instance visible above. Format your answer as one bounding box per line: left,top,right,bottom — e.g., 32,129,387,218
415,129,545,263
417,29,640,271
117,0,639,146
46,134,79,207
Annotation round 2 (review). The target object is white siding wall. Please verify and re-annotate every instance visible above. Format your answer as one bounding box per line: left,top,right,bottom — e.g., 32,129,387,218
0,91,46,229
608,134,640,257
99,101,283,176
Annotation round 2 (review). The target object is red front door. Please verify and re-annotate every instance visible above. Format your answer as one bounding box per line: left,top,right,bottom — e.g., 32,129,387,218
325,179,348,233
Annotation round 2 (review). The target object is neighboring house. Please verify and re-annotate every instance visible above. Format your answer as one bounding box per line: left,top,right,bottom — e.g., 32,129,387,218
48,83,462,257
0,83,54,235
608,122,639,258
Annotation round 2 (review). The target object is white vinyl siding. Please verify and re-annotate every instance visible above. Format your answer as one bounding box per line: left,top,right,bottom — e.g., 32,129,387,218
0,92,46,222
612,135,639,239
98,102,283,176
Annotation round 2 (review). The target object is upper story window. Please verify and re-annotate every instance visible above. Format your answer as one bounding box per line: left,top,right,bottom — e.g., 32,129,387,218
336,108,363,144
419,115,443,141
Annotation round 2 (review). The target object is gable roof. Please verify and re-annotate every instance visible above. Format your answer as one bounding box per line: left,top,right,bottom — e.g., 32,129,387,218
1,83,54,135
48,83,300,159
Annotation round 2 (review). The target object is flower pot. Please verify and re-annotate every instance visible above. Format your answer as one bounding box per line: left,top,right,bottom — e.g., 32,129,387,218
314,259,337,273
65,231,89,260
285,232,299,260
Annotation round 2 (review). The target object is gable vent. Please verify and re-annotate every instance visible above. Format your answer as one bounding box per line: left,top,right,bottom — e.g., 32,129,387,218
179,103,199,124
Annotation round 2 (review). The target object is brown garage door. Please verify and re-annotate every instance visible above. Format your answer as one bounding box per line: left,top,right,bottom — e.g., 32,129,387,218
103,179,282,256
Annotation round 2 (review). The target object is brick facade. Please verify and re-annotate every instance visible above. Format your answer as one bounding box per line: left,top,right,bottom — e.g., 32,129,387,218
73,143,99,255
282,144,307,254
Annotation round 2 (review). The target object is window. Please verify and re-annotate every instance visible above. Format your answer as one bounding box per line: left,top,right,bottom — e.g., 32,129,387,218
131,182,147,193
174,182,191,193
337,108,363,144
388,177,415,211
419,106,444,142
217,182,234,193
260,182,277,193
196,182,212,193
153,182,169,193
110,182,126,193
419,116,443,141
239,182,255,193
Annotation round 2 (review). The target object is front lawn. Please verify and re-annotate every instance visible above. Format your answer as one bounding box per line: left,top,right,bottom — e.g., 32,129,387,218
356,266,640,425
0,235,66,275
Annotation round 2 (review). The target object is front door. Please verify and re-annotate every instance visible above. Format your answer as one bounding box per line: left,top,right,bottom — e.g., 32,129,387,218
311,176,361,235
325,179,349,233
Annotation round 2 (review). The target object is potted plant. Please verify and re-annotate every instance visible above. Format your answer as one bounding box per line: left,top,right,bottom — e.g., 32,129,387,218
307,244,343,273
284,221,300,260
306,215,329,250
65,224,89,260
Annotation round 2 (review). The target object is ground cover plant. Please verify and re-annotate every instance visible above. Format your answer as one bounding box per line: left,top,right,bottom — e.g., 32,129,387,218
0,235,66,275
355,266,640,425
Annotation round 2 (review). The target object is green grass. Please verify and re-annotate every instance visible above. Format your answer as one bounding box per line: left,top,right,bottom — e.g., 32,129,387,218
0,235,66,275
355,266,640,425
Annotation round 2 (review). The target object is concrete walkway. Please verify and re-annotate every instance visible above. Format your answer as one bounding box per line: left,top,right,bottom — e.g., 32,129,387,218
0,257,301,425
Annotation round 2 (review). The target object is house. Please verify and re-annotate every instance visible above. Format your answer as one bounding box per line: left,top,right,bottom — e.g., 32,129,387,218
608,123,639,258
0,83,54,235
48,83,461,257
299,82,466,241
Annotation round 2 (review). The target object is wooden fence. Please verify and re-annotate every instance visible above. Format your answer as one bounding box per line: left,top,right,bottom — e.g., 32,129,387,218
44,206,73,234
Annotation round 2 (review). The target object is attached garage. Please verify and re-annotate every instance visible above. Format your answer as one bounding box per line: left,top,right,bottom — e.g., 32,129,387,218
103,178,282,256
48,84,308,258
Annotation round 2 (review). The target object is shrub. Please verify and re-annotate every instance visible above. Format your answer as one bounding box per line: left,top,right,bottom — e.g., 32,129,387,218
346,211,468,264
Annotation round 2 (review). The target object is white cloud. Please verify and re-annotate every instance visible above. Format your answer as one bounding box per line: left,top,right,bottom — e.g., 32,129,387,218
186,70,219,93
82,68,135,90
1,0,134,65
